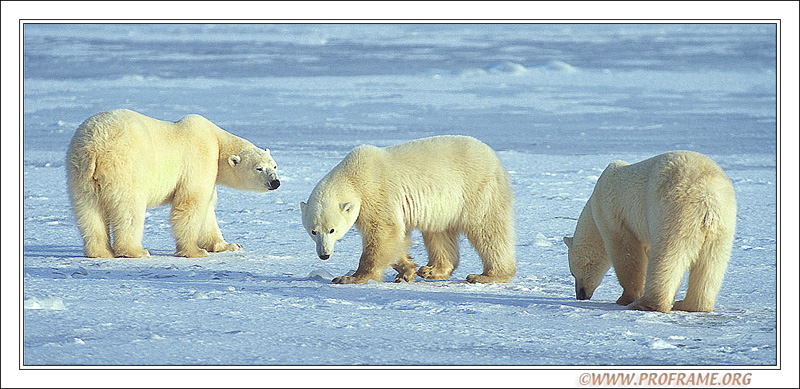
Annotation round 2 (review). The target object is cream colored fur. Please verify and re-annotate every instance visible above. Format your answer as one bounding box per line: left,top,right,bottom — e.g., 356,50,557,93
564,151,736,313
66,109,280,258
301,135,516,284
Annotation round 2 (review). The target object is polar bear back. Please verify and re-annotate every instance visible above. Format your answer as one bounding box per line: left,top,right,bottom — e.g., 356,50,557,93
350,135,510,232
591,150,734,244
68,109,221,207
75,109,217,150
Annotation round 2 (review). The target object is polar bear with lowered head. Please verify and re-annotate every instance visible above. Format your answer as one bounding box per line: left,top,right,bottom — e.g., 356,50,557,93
67,109,280,258
563,151,736,313
300,135,516,284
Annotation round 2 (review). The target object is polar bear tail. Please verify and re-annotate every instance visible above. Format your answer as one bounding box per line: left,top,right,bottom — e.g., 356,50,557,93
66,138,101,195
701,197,721,232
698,172,736,235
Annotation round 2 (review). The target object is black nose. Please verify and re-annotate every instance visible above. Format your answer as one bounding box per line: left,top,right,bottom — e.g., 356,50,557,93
576,286,589,300
319,254,330,260
269,179,280,189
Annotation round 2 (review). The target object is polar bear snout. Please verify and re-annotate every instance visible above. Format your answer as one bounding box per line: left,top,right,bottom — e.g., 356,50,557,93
314,233,336,260
576,285,590,300
268,179,281,190
316,244,332,260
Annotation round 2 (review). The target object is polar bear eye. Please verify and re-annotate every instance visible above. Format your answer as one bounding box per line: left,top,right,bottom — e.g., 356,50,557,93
329,229,335,234
256,167,264,172
311,230,317,236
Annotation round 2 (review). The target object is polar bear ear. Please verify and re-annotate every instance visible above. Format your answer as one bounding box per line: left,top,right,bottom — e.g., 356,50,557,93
300,201,307,215
563,236,574,248
341,202,355,214
228,155,241,167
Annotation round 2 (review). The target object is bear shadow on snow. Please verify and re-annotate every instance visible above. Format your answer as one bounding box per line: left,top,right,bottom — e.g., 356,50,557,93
23,244,86,260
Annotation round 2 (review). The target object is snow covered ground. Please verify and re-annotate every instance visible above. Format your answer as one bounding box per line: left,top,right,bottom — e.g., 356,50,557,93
12,20,790,378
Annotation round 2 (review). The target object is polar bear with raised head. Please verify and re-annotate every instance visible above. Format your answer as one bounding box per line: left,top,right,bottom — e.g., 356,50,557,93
563,151,736,313
66,109,280,258
300,135,516,284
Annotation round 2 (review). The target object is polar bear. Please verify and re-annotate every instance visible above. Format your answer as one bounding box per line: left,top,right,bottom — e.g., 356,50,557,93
66,109,280,258
563,151,736,313
300,135,516,284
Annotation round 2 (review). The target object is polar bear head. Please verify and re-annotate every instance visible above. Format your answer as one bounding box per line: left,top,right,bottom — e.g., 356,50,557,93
300,198,360,260
563,236,611,300
220,147,281,192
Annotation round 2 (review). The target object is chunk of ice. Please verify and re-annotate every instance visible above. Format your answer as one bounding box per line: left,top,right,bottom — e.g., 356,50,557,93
307,268,334,281
533,233,553,247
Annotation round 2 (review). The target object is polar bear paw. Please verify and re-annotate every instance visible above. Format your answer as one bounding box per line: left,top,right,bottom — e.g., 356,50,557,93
392,255,418,282
86,246,115,258
394,270,416,283
616,294,638,306
627,298,671,313
672,299,712,312
114,247,150,258
332,275,370,284
202,241,243,253
466,273,512,283
176,246,209,258
417,265,453,280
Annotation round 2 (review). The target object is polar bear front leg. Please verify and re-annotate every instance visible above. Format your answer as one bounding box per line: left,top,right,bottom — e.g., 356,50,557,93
332,248,388,284
198,189,243,253
604,231,647,306
332,223,405,284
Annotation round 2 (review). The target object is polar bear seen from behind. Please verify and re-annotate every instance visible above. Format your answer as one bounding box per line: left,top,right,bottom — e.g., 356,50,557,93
66,109,280,258
300,135,516,284
563,151,736,313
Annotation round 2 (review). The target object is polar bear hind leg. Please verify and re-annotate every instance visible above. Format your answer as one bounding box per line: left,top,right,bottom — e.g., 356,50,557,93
390,232,417,282
417,229,460,280
463,214,516,283
628,230,703,313
673,231,733,312
392,255,418,282
68,150,114,258
70,184,114,258
170,192,211,257
108,192,150,258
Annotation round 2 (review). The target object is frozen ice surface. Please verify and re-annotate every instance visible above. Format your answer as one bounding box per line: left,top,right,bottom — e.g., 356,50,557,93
20,24,778,366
